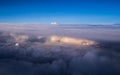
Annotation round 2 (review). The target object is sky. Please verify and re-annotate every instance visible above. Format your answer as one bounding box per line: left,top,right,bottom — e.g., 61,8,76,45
0,0,120,24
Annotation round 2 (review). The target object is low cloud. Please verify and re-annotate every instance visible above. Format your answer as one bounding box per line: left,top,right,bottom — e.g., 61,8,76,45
0,31,120,75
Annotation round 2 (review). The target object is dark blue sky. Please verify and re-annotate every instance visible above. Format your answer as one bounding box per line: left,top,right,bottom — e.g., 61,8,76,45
0,0,120,24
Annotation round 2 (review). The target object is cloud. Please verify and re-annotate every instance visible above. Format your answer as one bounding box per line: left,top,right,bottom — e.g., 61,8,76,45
47,36,97,46
0,31,120,75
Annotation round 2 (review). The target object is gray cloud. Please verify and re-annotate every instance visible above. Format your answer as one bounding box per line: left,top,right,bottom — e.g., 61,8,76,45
0,28,120,75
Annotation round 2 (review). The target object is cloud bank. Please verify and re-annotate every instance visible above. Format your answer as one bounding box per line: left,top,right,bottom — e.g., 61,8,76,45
0,31,120,75
0,24,120,75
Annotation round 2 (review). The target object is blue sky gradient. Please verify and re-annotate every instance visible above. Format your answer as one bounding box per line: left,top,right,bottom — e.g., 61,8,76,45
0,0,120,24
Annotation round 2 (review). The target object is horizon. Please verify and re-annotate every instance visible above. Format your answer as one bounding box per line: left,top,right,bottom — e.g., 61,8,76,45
0,22,119,25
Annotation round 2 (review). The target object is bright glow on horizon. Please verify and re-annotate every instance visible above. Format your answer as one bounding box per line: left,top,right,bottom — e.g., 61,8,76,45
50,22,58,25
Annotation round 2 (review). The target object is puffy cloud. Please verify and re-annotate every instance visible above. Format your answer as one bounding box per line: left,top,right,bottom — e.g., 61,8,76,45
0,31,120,75
48,36,96,46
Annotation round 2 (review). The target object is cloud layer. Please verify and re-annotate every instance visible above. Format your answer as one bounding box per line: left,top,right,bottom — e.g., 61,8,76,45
0,31,120,75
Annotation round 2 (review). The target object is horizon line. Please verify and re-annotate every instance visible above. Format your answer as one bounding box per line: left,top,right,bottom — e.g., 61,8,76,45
0,22,119,25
